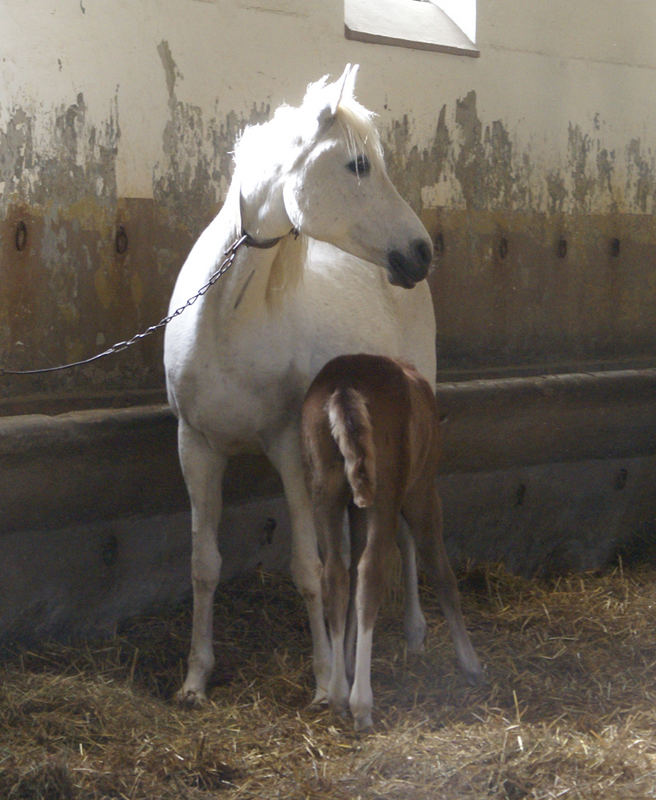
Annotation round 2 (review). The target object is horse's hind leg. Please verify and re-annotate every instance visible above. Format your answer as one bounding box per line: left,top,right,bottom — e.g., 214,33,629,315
397,520,427,653
268,429,332,704
177,422,227,707
403,485,484,686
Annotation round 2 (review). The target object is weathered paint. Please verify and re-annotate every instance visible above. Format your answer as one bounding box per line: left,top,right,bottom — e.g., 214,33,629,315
390,90,656,217
153,40,270,233
1,0,655,412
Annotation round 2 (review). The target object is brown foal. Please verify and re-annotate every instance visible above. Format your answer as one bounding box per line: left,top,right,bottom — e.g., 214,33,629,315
301,354,483,730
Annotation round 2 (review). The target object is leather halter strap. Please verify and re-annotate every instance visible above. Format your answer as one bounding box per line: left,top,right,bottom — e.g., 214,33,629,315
241,227,299,249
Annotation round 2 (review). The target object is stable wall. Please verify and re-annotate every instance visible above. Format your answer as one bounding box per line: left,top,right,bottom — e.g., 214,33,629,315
1,1,656,640
2,0,656,404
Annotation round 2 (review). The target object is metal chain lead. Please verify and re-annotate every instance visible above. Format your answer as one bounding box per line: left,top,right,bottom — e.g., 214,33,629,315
0,232,249,376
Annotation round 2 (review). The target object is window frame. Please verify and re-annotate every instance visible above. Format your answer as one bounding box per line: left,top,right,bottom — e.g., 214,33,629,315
344,0,479,58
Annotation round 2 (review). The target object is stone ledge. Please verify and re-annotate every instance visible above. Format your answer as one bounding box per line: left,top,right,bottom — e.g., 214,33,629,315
1,367,655,535
2,369,655,643
435,367,656,472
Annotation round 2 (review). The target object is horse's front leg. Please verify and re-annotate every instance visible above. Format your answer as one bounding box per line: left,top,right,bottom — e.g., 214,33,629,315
397,520,427,653
267,428,332,704
405,486,484,686
177,421,227,707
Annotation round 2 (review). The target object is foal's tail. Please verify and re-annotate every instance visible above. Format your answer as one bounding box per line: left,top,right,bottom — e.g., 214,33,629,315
327,387,376,508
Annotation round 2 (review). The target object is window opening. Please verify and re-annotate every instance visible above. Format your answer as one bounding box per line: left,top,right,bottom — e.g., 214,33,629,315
344,0,479,57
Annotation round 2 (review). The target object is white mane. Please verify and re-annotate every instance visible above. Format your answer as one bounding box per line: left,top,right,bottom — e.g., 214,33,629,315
234,72,384,177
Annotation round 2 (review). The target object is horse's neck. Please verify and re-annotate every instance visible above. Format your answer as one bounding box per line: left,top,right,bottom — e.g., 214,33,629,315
194,190,304,316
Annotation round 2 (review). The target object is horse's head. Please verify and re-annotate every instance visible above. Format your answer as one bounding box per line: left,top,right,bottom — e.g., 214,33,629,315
237,65,433,288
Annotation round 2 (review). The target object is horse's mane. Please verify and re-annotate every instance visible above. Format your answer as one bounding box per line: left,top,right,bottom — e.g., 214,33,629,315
335,97,385,169
265,232,308,306
302,73,385,168
235,73,384,176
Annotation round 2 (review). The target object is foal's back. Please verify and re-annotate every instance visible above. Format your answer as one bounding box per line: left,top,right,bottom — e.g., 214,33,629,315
302,353,441,507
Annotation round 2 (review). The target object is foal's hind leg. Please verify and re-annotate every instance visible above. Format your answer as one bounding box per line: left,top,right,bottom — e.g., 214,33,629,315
350,505,397,731
347,513,426,672
314,498,351,715
403,485,484,685
345,504,367,682
177,422,227,706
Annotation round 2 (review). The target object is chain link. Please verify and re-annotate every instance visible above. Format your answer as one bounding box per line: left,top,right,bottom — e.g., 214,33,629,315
0,232,249,376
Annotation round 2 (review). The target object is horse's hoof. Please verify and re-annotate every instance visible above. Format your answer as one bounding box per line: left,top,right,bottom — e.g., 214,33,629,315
404,621,427,653
175,687,207,708
328,696,350,718
310,687,329,707
405,639,425,656
465,664,487,687
353,712,373,732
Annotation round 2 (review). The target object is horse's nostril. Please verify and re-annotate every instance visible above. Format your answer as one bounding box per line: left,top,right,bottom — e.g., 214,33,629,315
387,249,421,288
413,239,433,268
388,250,405,274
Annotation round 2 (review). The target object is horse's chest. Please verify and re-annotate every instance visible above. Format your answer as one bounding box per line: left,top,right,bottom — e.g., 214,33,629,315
181,345,307,446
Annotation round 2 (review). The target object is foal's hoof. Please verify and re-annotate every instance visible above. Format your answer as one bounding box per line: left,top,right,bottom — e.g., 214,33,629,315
175,687,207,709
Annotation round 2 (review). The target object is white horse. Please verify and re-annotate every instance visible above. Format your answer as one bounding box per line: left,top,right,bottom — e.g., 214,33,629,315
164,65,436,706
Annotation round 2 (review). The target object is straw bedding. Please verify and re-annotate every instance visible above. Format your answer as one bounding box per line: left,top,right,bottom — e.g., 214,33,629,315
2,558,656,799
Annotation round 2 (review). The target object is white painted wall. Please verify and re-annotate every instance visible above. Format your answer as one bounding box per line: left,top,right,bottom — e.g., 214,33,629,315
2,0,654,213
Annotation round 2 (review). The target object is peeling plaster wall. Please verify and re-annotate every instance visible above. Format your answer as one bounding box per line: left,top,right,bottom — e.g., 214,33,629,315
1,0,655,412
1,1,656,630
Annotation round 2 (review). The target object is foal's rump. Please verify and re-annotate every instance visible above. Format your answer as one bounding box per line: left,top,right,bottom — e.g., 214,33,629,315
302,353,439,512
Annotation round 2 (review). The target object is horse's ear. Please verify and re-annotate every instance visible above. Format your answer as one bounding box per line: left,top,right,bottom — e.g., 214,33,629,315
317,63,360,127
332,63,359,113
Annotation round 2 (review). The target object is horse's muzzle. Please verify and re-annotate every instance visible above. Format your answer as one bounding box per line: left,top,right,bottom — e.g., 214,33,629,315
386,238,433,288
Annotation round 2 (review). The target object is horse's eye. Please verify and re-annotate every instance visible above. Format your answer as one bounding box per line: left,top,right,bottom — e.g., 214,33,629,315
347,155,371,176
